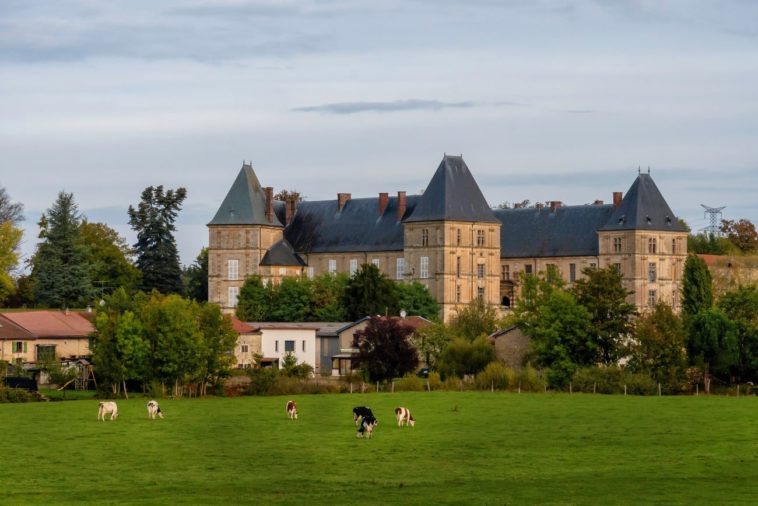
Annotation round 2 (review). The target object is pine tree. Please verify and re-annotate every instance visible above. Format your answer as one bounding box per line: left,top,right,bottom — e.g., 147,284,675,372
183,247,208,302
342,263,399,320
32,192,92,308
681,254,713,317
128,185,187,295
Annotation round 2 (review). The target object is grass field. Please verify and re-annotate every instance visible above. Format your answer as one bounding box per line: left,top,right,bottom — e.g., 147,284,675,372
2,392,757,505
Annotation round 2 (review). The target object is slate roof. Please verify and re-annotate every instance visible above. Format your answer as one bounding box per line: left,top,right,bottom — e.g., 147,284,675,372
208,163,284,227
285,195,419,253
600,173,686,232
260,238,305,266
404,155,500,223
494,204,615,258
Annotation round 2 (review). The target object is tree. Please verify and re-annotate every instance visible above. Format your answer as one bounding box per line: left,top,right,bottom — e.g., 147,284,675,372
309,272,348,321
397,281,440,320
128,185,187,295
273,189,304,202
0,221,23,305
5,273,35,307
80,220,141,296
720,219,758,253
718,286,758,382
236,275,270,321
688,233,735,255
449,298,499,341
414,321,454,369
628,302,688,393
686,308,738,380
0,186,24,225
352,316,419,382
268,277,311,321
343,263,399,320
197,303,239,394
437,336,495,379
681,254,713,317
31,192,92,308
183,248,208,302
571,266,636,364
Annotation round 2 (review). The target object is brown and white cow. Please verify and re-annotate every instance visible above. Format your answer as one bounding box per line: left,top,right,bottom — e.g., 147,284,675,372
147,400,164,419
286,400,298,420
97,401,118,421
395,407,415,427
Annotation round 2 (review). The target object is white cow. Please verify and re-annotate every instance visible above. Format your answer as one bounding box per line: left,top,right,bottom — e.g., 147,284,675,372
147,400,164,419
97,401,118,421
395,407,415,427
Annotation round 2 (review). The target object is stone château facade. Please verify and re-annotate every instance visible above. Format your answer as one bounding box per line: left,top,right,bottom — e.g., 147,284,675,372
208,155,688,320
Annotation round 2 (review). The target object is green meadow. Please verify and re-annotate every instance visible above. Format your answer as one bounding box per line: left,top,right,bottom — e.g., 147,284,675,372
2,392,757,505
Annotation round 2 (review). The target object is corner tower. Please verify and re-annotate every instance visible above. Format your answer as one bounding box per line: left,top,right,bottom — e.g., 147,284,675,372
598,171,688,311
403,155,501,321
208,162,284,312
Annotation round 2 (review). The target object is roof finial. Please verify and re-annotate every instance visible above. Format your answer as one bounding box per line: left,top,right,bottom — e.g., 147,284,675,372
647,166,650,174
638,166,641,174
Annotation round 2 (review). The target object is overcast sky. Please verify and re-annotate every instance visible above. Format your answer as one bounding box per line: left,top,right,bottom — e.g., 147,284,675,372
2,0,757,266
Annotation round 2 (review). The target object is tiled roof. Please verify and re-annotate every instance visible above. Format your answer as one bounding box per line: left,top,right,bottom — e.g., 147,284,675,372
601,173,686,232
1,311,95,338
208,163,284,227
495,204,615,258
0,314,35,340
230,316,259,334
404,155,500,223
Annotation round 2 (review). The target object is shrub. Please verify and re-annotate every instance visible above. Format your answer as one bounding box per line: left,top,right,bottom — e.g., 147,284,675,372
517,365,546,392
571,366,658,395
0,387,39,403
475,362,511,391
246,368,279,395
427,371,442,391
625,373,657,395
394,374,424,392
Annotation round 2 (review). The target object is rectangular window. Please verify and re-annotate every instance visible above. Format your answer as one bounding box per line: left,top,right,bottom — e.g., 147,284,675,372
349,259,358,275
648,290,657,307
589,263,597,269
614,263,622,275
396,258,405,280
648,237,657,254
302,340,306,352
569,263,576,282
241,344,249,353
228,287,239,308
279,267,286,275
477,263,485,278
502,264,510,280
672,238,677,255
13,341,23,353
456,257,461,277
648,262,657,282
456,285,461,302
421,228,429,246
36,345,56,362
285,340,295,353
307,267,314,279
477,287,485,300
456,228,461,246
328,259,337,274
371,258,380,267
613,237,622,253
420,256,429,279
524,264,533,275
476,230,485,246
228,259,239,281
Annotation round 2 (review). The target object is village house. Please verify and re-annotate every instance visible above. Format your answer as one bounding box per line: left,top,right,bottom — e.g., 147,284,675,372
0,310,94,365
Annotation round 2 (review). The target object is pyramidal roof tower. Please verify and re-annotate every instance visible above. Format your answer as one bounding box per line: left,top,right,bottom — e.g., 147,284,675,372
601,171,686,232
208,162,284,227
405,155,499,223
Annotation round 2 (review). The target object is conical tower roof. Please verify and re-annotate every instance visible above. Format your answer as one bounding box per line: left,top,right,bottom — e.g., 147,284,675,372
208,163,283,227
404,155,499,223
601,172,686,232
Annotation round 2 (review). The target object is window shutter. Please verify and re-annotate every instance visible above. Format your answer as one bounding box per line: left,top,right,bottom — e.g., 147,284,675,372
23,342,28,353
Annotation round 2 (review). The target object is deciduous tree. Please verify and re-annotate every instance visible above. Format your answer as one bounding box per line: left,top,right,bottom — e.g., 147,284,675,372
236,275,270,322
0,221,23,305
437,336,494,379
718,286,758,382
353,316,419,382
0,186,24,225
686,308,738,379
343,263,399,320
682,254,713,317
183,247,208,302
720,219,758,253
80,220,141,296
397,281,440,320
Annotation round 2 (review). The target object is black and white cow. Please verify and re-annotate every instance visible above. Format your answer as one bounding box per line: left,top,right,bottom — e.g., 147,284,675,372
147,400,164,419
395,407,415,427
352,406,374,425
357,415,378,438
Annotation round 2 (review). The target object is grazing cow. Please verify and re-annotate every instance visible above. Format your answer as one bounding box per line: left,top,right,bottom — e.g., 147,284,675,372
395,407,415,427
352,406,374,425
147,400,164,420
97,401,118,421
357,415,378,438
286,400,298,420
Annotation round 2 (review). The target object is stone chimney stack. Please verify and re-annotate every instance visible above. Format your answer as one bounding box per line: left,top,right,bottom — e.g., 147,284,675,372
264,187,274,223
514,203,522,209
378,192,389,216
549,201,562,212
337,193,351,211
397,191,407,220
593,199,604,205
285,198,297,225
535,203,544,209
613,192,623,208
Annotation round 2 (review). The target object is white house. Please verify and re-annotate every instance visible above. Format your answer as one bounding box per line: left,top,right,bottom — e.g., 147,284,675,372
252,323,320,372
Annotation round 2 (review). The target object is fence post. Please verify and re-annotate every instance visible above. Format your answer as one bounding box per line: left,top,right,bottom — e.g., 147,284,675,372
737,384,740,397
695,383,698,396
392,381,395,393
350,382,353,394
593,382,596,394
376,381,379,393
518,380,521,394
569,382,572,395
658,383,662,396
624,384,627,396
491,380,494,393
427,380,430,392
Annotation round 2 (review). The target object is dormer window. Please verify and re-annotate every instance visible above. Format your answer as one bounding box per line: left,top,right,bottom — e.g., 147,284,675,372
646,216,652,224
618,215,625,224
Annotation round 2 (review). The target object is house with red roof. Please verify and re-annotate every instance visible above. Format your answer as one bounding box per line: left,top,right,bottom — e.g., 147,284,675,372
0,310,94,364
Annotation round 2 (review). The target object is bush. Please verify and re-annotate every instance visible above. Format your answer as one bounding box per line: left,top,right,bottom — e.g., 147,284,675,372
0,387,39,403
475,362,511,391
571,366,658,395
427,371,442,391
517,365,546,392
626,373,657,395
246,368,280,395
394,374,424,392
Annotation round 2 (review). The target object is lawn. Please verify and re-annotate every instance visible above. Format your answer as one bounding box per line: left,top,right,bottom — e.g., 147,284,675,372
2,392,757,505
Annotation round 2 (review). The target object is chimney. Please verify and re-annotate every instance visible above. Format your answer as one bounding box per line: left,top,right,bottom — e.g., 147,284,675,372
397,191,407,220
514,203,522,209
337,192,351,211
285,198,297,225
613,192,622,208
535,203,544,209
549,201,562,212
264,187,274,222
593,199,604,205
378,192,389,216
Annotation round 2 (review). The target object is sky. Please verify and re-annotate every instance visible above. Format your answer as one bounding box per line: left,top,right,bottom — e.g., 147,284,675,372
2,0,757,267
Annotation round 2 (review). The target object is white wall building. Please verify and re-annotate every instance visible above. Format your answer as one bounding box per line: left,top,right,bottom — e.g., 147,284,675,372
254,323,320,372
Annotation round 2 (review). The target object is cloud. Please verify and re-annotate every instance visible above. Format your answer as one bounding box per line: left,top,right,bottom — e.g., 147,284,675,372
292,99,478,114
